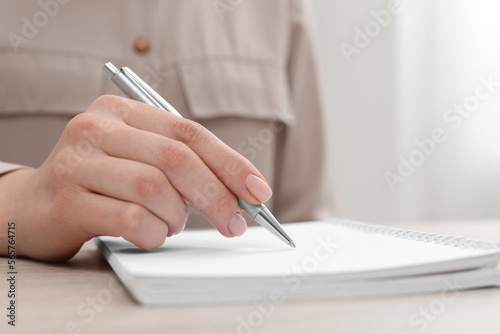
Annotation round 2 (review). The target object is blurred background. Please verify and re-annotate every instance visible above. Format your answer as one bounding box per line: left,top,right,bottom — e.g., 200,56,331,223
310,0,500,223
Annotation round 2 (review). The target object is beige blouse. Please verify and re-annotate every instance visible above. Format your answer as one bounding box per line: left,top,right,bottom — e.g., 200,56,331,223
0,0,333,227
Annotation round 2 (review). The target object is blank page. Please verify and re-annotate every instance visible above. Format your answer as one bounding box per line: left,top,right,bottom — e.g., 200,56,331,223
98,219,500,280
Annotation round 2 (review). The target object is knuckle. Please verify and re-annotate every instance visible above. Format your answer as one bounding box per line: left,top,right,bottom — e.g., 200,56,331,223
66,113,100,135
173,119,206,146
213,190,237,217
159,141,192,173
134,169,166,204
216,161,243,187
120,204,169,250
93,94,117,106
93,94,128,110
61,114,101,158
121,204,149,234
92,94,134,118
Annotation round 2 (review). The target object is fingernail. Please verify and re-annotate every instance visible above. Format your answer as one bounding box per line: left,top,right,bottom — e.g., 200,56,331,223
246,174,273,203
228,213,247,237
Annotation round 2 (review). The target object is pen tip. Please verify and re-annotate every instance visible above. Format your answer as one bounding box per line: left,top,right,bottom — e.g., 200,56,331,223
289,241,296,248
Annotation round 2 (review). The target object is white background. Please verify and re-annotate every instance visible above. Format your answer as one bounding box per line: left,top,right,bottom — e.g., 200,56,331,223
310,0,500,223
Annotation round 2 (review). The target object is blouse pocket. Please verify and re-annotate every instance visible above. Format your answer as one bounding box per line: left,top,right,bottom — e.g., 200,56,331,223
0,52,105,116
176,60,294,125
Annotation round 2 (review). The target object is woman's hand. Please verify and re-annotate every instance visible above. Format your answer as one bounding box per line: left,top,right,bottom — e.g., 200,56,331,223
0,95,273,261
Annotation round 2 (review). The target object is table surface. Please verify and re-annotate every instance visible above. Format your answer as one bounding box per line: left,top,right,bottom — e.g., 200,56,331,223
2,220,500,334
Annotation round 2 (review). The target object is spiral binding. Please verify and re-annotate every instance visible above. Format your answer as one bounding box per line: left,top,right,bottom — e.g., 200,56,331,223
330,218,500,251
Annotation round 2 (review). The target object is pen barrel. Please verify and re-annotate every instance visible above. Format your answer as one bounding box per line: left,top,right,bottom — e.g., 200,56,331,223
109,71,167,111
104,62,294,247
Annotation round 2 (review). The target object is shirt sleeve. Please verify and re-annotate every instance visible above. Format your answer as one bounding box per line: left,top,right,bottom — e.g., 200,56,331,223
0,161,30,176
273,0,335,223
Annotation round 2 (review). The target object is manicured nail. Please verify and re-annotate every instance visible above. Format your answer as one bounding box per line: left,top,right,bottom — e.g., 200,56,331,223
246,174,273,203
228,213,247,237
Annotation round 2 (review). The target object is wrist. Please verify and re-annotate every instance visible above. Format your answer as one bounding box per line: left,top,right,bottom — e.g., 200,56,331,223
0,168,37,257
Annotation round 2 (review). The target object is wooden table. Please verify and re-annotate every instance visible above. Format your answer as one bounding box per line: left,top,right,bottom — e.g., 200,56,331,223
2,220,500,334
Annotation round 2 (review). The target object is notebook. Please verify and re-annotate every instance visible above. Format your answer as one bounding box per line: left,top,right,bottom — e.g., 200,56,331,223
96,218,500,306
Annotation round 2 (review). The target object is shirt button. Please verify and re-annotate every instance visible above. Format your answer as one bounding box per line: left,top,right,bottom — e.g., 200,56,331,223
134,37,150,54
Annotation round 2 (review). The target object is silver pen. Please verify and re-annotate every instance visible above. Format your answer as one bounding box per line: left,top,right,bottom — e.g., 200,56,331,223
104,62,296,248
